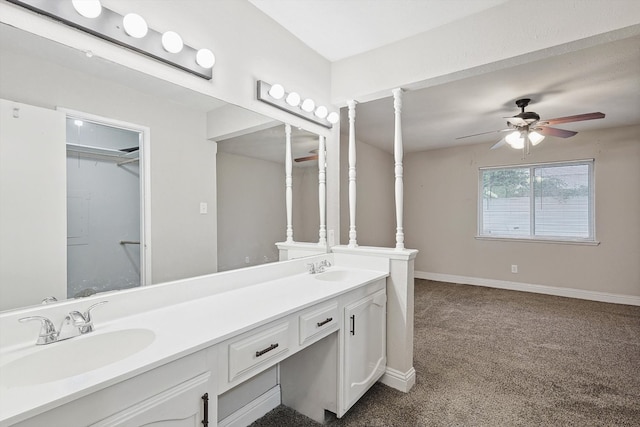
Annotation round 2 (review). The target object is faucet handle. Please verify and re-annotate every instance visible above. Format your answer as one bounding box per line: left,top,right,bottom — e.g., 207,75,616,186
66,311,88,326
81,301,108,333
19,316,58,345
84,301,108,319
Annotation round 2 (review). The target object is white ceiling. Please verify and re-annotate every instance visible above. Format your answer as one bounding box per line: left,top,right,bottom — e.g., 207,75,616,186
248,0,509,61
350,34,640,153
218,124,320,168
248,0,640,154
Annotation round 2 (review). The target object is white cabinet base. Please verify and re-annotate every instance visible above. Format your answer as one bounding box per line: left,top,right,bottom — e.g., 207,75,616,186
340,285,387,416
280,331,338,423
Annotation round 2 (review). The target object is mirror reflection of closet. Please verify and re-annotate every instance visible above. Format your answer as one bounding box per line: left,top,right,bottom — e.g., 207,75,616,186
65,116,144,298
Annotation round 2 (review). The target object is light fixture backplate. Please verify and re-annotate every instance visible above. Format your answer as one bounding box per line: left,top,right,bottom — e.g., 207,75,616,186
257,80,333,129
8,0,213,79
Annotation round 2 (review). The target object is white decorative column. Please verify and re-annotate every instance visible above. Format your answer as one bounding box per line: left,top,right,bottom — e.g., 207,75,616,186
318,135,327,246
285,123,293,243
347,100,358,248
392,88,404,250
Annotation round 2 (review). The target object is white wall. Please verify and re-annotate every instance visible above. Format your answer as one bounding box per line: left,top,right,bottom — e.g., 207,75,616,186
217,153,321,271
0,100,67,310
216,152,285,271
293,166,321,243
404,125,640,299
340,137,396,247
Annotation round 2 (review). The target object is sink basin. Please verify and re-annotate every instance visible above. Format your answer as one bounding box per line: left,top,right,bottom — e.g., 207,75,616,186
314,269,353,282
0,328,155,387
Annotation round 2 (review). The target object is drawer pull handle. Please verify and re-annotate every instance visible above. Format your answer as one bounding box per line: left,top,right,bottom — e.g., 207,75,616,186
317,317,333,327
202,393,209,426
350,315,355,335
256,343,279,357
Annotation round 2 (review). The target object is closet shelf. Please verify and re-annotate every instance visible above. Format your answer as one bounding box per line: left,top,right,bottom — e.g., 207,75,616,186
66,143,139,162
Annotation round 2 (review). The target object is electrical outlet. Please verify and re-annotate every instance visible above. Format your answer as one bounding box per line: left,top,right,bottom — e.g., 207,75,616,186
199,202,208,214
511,264,518,274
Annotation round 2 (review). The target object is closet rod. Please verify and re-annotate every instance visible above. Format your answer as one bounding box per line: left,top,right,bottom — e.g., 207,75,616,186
117,158,139,166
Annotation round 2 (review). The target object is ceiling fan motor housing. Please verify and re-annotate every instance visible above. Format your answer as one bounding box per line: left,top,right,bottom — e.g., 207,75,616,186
517,111,540,123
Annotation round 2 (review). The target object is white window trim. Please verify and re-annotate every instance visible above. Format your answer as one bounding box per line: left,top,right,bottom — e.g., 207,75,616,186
477,159,597,244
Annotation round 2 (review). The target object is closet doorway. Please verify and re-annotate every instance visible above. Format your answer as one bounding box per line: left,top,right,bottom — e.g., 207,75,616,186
64,111,150,298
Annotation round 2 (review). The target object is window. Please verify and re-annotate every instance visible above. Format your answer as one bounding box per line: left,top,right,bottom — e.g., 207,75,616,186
479,160,595,242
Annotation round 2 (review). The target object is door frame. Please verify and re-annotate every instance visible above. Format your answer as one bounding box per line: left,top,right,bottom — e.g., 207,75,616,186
59,107,152,286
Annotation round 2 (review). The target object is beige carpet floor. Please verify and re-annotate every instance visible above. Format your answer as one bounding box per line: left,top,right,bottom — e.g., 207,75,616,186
251,279,640,426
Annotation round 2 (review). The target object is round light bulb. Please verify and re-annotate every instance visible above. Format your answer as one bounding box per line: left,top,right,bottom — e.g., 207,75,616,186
315,105,328,119
301,98,315,113
506,131,525,149
268,84,285,100
123,13,148,38
528,131,545,146
327,112,340,124
72,0,102,18
162,31,184,53
285,92,300,106
196,49,216,69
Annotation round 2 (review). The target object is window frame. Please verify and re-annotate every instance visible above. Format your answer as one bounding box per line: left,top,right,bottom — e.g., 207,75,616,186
477,159,598,245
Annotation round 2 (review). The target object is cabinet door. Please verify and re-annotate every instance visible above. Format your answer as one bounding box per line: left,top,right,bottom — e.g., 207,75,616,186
91,373,211,427
342,288,387,414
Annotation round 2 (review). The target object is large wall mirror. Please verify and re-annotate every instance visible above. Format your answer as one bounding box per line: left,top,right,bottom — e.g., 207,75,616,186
0,23,325,312
216,125,322,271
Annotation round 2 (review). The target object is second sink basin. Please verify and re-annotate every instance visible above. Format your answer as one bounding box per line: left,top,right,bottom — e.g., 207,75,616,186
0,328,155,388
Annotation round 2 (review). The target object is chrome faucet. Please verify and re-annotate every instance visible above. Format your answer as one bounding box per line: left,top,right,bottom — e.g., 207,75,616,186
76,300,108,333
319,259,332,269
18,316,58,345
19,301,108,345
307,260,332,274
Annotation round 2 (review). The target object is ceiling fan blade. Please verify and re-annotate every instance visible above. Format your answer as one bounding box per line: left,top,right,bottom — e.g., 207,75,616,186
456,129,510,140
490,137,507,150
294,155,318,162
541,112,605,125
538,126,578,138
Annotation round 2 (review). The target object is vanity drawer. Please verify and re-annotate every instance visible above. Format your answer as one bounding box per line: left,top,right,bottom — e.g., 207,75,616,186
228,321,290,382
299,302,339,346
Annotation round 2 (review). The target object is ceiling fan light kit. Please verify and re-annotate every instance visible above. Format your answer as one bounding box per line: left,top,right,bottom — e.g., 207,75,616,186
457,98,605,155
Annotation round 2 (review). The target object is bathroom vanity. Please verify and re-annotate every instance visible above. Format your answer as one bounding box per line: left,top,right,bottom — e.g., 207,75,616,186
0,254,388,426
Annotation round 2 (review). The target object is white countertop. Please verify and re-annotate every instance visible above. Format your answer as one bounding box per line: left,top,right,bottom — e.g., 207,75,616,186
0,266,387,426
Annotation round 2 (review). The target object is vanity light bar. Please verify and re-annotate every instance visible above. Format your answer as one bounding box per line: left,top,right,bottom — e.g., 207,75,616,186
257,80,339,129
7,0,214,80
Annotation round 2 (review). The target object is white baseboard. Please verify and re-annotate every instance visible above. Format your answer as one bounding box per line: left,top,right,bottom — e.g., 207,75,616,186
415,271,640,306
218,385,281,427
380,366,416,393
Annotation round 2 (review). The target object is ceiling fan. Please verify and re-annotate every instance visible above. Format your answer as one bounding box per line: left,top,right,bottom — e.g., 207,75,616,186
294,148,319,163
457,98,605,151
